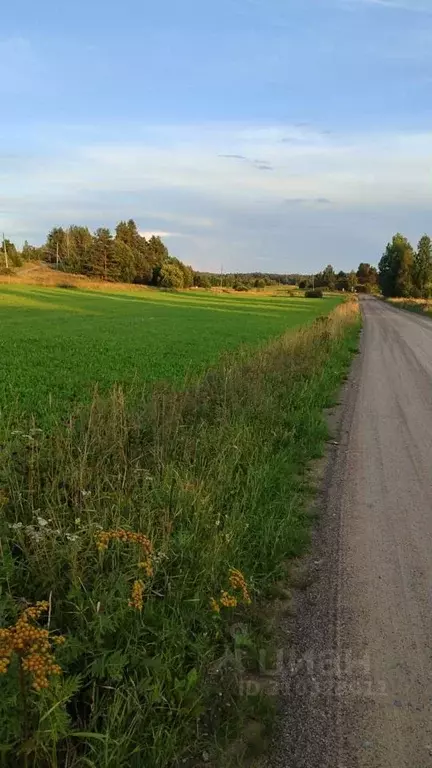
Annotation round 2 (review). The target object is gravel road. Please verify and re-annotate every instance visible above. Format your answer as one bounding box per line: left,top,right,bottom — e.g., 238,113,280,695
269,297,432,768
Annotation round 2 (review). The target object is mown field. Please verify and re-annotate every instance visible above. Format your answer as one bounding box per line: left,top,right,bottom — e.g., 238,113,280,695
0,284,359,768
0,285,341,421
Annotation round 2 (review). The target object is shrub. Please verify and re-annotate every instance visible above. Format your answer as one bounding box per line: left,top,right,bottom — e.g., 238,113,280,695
57,281,77,290
305,288,323,298
159,262,184,289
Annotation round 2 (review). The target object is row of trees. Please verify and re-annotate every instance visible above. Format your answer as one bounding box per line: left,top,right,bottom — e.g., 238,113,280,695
378,234,432,298
196,263,378,293
2,221,194,289
43,220,194,288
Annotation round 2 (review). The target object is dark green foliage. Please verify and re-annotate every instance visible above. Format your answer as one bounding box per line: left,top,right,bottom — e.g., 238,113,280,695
158,260,185,289
321,264,336,290
1,239,21,267
413,235,432,298
34,221,194,288
378,233,415,297
356,263,377,287
305,288,323,298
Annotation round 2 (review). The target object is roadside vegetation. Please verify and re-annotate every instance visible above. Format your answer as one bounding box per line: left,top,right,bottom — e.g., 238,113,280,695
386,297,432,318
0,293,360,767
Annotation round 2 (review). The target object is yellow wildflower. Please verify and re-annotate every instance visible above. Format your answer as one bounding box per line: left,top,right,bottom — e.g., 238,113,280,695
128,580,144,611
138,557,153,578
220,591,238,609
210,598,220,614
0,602,65,691
229,568,251,605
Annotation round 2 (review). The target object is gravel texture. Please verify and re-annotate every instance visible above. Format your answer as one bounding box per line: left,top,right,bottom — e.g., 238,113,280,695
268,297,432,768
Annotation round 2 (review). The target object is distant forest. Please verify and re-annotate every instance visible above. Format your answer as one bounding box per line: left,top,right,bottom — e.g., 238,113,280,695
1,219,379,293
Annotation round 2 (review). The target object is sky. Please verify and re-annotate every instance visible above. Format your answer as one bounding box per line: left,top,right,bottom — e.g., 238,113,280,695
1,0,432,273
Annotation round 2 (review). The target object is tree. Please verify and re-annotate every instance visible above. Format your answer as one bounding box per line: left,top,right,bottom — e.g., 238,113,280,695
2,238,20,267
194,272,211,289
45,227,68,265
378,234,414,297
22,241,44,261
348,271,357,292
413,235,432,297
357,263,377,287
159,261,184,289
113,240,136,283
67,226,93,273
89,228,115,280
322,264,336,290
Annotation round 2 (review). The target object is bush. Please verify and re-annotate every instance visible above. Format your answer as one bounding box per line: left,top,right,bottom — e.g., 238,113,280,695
57,281,77,290
233,282,249,292
159,262,184,289
305,288,323,298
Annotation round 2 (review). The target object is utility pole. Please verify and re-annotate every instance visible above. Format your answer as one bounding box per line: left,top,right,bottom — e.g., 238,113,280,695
312,272,315,290
220,263,223,290
56,242,59,270
2,234,8,270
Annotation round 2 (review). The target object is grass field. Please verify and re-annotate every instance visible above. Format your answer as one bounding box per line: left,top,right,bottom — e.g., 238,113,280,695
0,284,359,767
0,285,341,421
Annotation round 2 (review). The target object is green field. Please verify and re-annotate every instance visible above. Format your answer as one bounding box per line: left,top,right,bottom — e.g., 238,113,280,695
0,284,359,766
0,285,341,420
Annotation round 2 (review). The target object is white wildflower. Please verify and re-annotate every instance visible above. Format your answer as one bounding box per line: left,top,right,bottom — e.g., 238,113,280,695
37,517,49,527
65,533,78,542
74,518,81,525
10,522,23,530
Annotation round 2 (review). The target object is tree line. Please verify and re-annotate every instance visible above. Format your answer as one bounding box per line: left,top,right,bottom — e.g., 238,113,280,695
194,263,378,293
2,219,384,295
2,220,194,289
378,234,432,298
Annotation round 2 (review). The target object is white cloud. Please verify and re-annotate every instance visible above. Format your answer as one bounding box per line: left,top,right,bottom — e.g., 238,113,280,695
139,230,184,239
1,122,432,271
4,123,430,208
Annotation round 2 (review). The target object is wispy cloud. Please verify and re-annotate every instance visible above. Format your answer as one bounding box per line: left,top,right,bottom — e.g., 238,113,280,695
219,153,274,171
284,197,332,206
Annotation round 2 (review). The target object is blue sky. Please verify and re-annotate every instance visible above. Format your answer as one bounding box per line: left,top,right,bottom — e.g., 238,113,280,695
1,0,432,272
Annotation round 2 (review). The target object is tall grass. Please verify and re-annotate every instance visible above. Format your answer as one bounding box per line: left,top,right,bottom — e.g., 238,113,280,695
0,300,360,767
386,297,432,318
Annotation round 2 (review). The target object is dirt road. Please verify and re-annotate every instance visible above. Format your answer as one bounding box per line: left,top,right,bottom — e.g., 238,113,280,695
270,298,432,768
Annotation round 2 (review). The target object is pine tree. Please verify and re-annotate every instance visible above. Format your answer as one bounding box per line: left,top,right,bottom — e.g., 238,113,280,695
45,227,68,266
67,226,93,274
89,228,115,280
